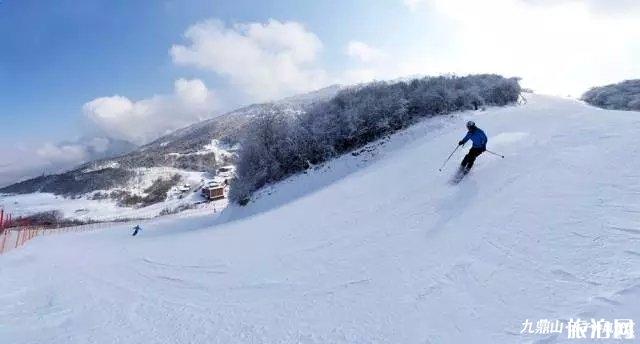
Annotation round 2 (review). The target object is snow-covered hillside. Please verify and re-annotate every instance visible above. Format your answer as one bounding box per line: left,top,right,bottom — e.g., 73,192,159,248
0,167,222,221
0,140,238,221
1,95,639,343
0,86,340,219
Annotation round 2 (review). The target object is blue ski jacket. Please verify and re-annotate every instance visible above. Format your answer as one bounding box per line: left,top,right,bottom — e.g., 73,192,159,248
460,128,488,148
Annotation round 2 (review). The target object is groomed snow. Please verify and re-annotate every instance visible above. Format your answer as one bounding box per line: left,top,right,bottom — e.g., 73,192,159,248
1,95,639,343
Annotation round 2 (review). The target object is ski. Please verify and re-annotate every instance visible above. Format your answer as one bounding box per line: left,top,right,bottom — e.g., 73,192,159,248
449,167,469,184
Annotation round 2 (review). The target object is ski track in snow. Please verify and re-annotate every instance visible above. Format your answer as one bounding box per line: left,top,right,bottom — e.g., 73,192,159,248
1,95,640,343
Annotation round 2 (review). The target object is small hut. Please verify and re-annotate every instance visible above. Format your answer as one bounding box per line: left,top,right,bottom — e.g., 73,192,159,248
202,184,225,200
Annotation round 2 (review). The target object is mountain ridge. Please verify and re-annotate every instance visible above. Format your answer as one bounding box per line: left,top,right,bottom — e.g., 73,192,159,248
1,85,343,196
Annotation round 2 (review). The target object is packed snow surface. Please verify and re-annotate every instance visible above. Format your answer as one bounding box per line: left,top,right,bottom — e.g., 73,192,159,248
1,95,639,343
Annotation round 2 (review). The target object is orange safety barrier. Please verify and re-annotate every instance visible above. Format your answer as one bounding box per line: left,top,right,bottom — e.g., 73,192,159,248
0,209,136,255
0,211,56,254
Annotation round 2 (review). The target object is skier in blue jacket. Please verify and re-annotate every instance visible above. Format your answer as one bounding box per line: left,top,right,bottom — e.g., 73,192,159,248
458,121,487,172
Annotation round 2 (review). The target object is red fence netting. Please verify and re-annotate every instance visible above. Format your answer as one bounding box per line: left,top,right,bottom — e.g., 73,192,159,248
0,209,116,255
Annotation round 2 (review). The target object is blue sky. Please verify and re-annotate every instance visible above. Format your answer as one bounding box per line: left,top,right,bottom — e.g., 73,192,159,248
1,0,639,186
0,0,423,144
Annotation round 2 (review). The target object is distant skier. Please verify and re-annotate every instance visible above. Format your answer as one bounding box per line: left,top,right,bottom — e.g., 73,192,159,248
132,225,141,236
458,121,487,172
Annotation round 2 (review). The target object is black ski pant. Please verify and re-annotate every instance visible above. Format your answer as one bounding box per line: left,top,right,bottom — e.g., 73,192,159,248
461,147,485,170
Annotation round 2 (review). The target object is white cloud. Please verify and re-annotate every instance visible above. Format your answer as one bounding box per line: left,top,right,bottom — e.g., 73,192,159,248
346,41,386,63
0,136,137,187
170,19,329,102
408,0,640,14
397,0,640,96
83,78,216,144
342,41,430,85
88,137,110,154
36,143,88,164
404,0,427,11
523,0,640,14
0,146,54,186
343,41,394,84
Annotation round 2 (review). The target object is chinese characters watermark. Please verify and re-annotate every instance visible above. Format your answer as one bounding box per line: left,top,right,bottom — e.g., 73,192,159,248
521,318,635,340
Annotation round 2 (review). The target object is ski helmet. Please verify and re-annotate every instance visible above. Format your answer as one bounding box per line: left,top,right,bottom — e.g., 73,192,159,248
466,121,476,129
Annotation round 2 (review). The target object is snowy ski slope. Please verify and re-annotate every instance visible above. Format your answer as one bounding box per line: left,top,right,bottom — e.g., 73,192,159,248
1,95,639,343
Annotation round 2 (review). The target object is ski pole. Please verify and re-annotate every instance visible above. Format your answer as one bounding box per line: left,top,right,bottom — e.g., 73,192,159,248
485,150,504,158
438,145,460,171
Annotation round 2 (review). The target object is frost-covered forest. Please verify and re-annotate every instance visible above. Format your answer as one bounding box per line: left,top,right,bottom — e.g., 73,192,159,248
230,74,521,203
582,80,640,111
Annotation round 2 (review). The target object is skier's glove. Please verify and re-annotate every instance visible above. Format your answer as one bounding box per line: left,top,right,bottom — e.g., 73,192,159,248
458,141,464,146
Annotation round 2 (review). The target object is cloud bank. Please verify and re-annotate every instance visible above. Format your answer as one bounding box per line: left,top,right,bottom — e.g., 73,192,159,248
171,19,329,102
83,78,216,144
36,143,89,164
0,137,135,187
392,0,640,96
346,41,386,63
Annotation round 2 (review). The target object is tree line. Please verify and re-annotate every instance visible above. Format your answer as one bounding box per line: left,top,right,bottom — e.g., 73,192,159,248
230,74,522,204
582,80,640,111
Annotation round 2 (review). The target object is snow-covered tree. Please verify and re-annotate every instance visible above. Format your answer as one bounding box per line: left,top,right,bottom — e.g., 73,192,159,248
583,80,640,111
230,74,522,204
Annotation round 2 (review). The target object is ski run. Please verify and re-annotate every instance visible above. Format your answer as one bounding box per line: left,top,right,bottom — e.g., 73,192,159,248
1,94,639,343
